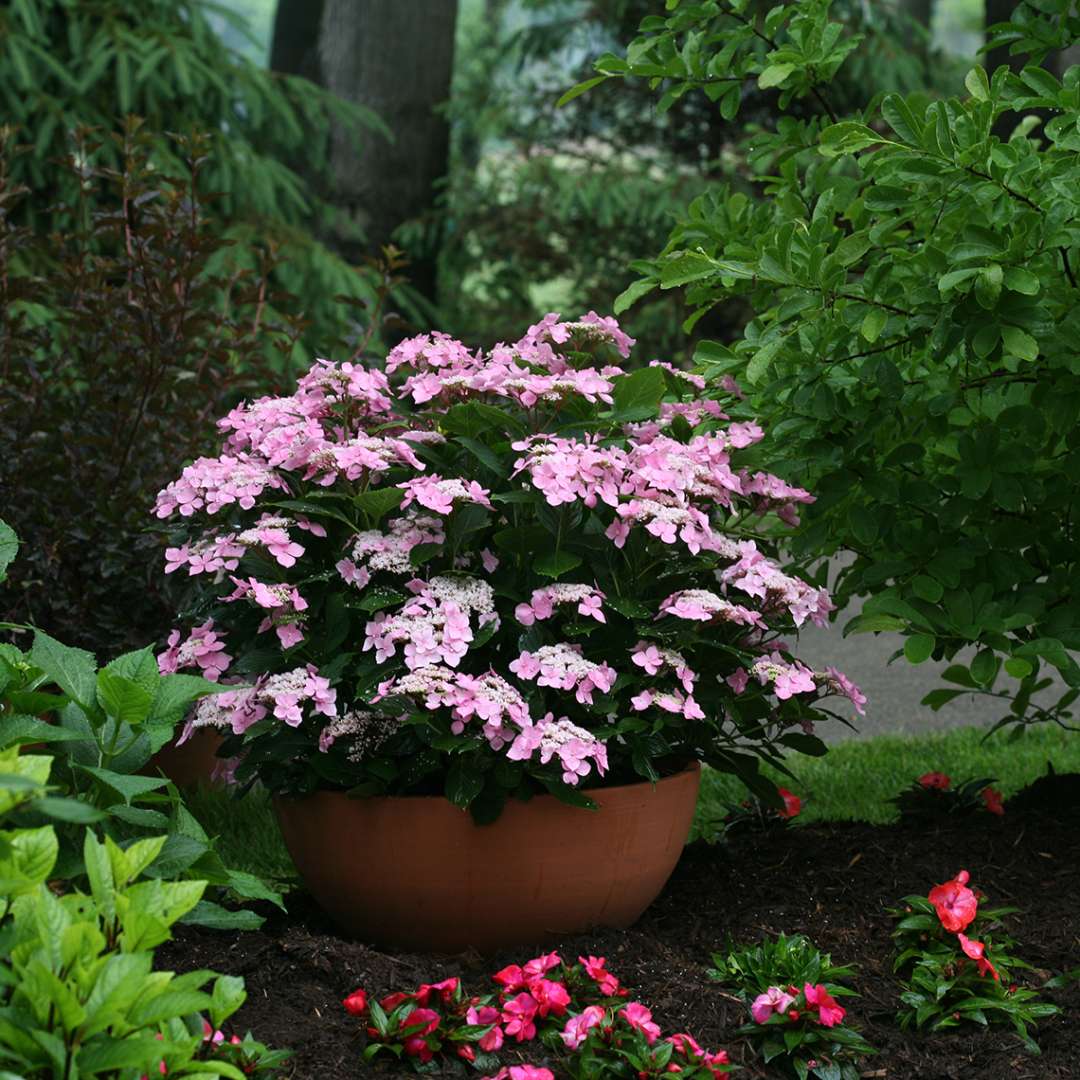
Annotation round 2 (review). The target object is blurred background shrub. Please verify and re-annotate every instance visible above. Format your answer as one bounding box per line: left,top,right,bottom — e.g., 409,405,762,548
0,0,1012,660
0,124,302,652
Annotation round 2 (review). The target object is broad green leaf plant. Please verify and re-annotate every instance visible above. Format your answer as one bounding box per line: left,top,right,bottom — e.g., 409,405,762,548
0,522,283,927
0,750,290,1078
571,0,1080,733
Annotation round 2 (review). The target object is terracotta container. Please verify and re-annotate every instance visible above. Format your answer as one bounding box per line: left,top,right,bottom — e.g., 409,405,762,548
148,729,226,788
274,762,700,952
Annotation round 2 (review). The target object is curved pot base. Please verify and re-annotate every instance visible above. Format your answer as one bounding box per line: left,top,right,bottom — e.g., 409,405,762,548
274,764,700,953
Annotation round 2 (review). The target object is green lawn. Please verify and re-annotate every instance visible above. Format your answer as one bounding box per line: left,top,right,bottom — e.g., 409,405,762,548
191,725,1079,886
694,723,1079,833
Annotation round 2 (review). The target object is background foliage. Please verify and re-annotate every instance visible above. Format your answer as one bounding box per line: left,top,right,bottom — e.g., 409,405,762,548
583,0,1080,730
0,0,385,360
0,126,301,652
422,0,962,361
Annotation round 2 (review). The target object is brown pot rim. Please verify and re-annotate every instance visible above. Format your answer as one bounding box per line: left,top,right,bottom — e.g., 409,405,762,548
274,759,701,808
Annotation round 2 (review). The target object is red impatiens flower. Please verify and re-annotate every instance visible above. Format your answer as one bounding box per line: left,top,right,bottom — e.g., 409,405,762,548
802,983,846,1028
341,988,368,1016
957,933,1000,981
415,977,459,1005
928,869,978,932
981,786,1005,816
400,1006,440,1037
918,771,951,790
402,1035,433,1062
493,964,526,992
777,787,801,819
379,990,413,1010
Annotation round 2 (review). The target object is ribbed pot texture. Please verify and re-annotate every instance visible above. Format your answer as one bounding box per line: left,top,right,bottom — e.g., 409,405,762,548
274,762,700,952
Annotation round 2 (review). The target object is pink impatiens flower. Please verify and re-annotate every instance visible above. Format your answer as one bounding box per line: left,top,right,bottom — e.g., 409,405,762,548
579,955,624,996
560,1005,605,1050
492,965,525,992
529,977,570,1018
502,992,539,1042
523,951,562,979
485,1067,555,1080
621,1002,661,1044
341,989,368,1016
751,985,796,1024
466,1005,504,1052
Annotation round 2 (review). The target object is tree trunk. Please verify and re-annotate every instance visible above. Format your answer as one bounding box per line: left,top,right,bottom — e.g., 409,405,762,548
986,0,1023,79
270,0,459,303
906,0,934,39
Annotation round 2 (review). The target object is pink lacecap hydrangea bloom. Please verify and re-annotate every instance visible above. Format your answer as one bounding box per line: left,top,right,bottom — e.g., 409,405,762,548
154,312,863,794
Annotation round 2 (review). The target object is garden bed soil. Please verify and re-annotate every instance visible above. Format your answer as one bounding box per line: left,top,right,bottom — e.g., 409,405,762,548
160,804,1080,1079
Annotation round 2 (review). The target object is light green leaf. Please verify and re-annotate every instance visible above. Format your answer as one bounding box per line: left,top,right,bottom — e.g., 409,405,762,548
970,648,998,686
352,487,404,523
910,576,944,603
843,613,906,635
77,765,170,805
1003,267,1039,295
613,278,657,314
758,63,795,89
556,74,607,107
96,670,154,726
0,825,58,894
30,630,97,710
1004,657,1033,679
964,66,990,101
860,308,887,343
1001,325,1038,361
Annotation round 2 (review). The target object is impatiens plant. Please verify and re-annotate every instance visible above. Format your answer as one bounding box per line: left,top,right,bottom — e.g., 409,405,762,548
891,869,1059,1050
892,772,1006,822
155,313,864,818
697,782,803,843
709,934,874,1080
343,952,730,1077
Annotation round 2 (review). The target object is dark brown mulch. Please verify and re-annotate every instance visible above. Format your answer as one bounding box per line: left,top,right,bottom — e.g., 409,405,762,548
159,807,1080,1080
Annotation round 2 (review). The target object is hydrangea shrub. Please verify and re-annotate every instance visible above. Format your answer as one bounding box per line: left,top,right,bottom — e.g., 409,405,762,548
156,313,863,819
